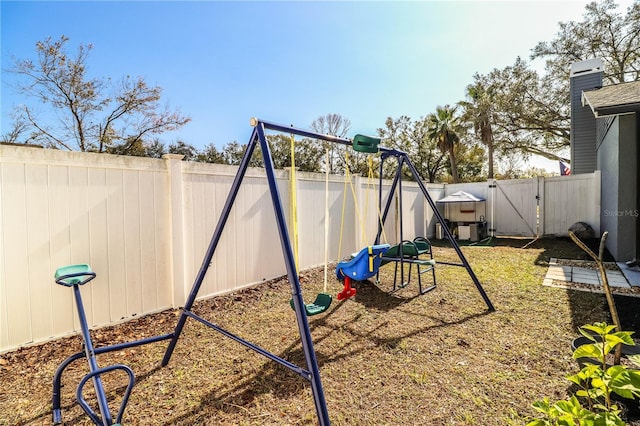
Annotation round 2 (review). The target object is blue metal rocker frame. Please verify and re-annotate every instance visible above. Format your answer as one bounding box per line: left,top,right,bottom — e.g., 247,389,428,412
52,264,173,425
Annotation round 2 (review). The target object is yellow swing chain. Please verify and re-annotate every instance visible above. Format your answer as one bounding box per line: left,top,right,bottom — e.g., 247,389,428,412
345,153,367,246
288,139,333,315
337,152,349,261
323,147,330,294
290,133,299,273
367,155,388,244
337,152,387,259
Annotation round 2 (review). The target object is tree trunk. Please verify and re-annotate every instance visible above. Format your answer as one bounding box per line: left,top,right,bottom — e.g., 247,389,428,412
449,145,459,183
487,139,494,179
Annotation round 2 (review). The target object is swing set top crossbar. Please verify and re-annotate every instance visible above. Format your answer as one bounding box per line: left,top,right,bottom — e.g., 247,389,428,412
255,118,397,156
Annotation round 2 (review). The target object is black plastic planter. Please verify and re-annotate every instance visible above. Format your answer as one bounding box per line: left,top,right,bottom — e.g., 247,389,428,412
571,336,640,367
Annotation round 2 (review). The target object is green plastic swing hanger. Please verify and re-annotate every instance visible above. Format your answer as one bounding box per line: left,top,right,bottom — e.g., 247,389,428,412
352,134,381,153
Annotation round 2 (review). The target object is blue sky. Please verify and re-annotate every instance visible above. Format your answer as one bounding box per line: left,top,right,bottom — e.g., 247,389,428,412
0,1,626,169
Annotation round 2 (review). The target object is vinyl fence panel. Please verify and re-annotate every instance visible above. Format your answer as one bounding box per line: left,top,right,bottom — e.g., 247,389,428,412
0,143,600,353
1,146,174,353
543,171,600,236
491,179,539,237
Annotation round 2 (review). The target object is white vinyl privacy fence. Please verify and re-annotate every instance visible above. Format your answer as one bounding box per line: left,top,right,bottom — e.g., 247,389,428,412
444,172,600,237
0,145,600,353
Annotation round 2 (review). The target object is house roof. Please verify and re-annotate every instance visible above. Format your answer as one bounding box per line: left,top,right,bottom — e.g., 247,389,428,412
582,80,640,117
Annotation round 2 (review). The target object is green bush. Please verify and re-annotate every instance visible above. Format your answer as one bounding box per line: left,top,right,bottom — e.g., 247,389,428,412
528,322,640,426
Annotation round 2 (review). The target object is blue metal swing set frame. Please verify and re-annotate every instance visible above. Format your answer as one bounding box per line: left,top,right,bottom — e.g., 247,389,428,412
51,119,494,426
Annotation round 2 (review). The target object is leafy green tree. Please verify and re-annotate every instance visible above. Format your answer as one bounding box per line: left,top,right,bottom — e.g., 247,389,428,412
459,80,496,178
145,139,167,159
376,116,407,179
377,115,447,182
220,115,351,172
426,105,465,183
265,134,292,169
219,134,324,171
455,143,486,182
223,141,249,166
477,57,571,162
531,0,640,84
196,143,225,163
168,140,199,161
220,140,264,167
495,150,528,179
265,134,325,172
518,166,555,178
470,1,639,165
106,137,147,157
300,139,328,173
7,35,190,153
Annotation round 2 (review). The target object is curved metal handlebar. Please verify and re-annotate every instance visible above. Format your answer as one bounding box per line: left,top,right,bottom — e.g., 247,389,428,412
76,364,135,425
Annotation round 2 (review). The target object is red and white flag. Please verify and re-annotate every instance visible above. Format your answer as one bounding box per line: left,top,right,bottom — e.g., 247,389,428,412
559,161,571,176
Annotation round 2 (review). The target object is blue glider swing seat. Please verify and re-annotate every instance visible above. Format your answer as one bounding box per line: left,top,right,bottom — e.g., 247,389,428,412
335,244,390,300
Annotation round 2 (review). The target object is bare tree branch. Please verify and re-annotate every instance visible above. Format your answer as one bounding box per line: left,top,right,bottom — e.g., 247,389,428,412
7,36,190,153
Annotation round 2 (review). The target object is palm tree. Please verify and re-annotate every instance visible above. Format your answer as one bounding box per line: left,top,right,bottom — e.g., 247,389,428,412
427,105,463,183
459,82,495,178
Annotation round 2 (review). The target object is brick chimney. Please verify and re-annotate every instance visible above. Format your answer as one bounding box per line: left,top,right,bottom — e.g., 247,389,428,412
570,58,603,174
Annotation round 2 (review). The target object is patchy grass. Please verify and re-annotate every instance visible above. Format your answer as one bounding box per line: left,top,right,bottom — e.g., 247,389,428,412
1,237,638,425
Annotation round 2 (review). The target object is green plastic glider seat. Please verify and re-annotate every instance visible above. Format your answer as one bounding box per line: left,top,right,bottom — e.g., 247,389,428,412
382,237,431,263
290,293,333,316
54,264,96,287
352,134,381,153
383,242,419,260
380,238,437,295
412,237,432,255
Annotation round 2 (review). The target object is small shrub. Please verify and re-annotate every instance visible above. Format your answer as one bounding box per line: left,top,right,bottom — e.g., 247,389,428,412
527,322,640,426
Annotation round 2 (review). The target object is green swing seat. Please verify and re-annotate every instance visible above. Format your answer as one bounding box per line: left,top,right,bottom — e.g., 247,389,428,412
290,293,333,316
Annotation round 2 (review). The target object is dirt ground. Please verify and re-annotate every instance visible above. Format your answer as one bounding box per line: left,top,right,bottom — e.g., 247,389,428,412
1,237,639,425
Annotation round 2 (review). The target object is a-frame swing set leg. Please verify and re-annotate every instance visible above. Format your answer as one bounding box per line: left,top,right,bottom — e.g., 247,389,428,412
374,150,495,312
404,156,494,311
161,120,330,426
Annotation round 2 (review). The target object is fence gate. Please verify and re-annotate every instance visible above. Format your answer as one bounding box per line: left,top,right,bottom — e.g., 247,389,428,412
489,178,540,237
